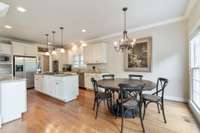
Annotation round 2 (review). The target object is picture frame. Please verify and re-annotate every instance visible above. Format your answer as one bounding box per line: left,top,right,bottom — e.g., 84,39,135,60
124,37,152,72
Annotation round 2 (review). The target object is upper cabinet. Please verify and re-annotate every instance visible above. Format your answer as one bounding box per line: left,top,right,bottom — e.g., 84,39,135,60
83,43,107,64
0,43,12,55
12,42,37,56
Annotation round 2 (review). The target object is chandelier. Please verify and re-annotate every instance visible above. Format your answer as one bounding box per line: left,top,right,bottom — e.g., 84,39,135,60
114,7,136,52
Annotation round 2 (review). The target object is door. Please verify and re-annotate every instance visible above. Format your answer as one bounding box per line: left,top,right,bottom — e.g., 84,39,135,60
24,57,37,88
14,57,25,78
190,33,200,110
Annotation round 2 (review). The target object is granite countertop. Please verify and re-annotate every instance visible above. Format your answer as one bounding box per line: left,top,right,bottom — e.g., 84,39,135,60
0,77,26,83
35,72,78,77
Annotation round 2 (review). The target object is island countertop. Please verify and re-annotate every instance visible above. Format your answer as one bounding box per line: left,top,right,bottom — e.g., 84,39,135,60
0,77,26,83
35,72,78,77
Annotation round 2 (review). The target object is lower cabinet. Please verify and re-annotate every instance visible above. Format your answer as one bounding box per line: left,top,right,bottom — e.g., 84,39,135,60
84,73,108,90
34,75,79,102
34,75,44,92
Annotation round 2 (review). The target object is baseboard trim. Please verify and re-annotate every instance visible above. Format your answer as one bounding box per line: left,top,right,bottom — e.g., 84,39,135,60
164,96,187,103
188,100,200,124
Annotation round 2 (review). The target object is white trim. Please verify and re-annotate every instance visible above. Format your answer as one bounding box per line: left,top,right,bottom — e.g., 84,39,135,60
189,100,200,124
87,16,186,43
164,96,187,103
184,0,198,18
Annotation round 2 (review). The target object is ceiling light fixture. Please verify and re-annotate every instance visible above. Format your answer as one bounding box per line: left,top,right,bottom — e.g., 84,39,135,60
81,29,86,33
45,34,50,56
114,7,136,52
17,7,27,13
80,40,87,47
60,27,65,53
4,25,12,29
52,31,56,55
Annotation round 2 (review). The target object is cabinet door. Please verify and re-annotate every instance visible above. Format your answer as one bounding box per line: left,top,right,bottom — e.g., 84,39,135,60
34,77,39,91
12,42,25,55
24,45,37,57
0,43,11,54
55,80,64,100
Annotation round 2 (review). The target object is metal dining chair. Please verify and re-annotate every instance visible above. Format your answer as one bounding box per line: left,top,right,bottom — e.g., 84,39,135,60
102,74,116,100
129,74,143,80
91,78,112,119
118,83,145,133
102,74,115,80
142,78,168,123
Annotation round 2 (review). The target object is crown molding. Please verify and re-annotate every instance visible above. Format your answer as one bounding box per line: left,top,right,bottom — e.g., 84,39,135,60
87,16,186,43
184,0,197,18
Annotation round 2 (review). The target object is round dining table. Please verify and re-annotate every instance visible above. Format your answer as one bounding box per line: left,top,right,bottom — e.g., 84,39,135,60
97,78,156,92
97,78,157,117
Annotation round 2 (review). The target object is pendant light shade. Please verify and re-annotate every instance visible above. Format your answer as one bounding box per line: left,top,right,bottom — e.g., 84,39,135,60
52,31,56,55
45,34,50,56
60,27,65,53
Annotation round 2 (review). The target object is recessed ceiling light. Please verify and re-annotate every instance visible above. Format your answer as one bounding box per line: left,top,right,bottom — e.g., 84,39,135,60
4,25,12,29
81,29,86,33
17,7,27,13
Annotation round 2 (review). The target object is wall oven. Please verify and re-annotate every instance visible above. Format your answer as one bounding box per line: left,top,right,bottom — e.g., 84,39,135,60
0,54,11,64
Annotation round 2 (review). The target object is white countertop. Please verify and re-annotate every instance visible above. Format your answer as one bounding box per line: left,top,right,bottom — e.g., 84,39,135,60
0,77,26,83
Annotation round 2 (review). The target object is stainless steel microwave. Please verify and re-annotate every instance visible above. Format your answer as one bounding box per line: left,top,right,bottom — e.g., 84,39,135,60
0,54,11,64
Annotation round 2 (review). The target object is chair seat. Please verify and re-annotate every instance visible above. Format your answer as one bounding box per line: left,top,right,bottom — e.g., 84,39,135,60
123,99,138,108
142,94,161,102
96,92,112,99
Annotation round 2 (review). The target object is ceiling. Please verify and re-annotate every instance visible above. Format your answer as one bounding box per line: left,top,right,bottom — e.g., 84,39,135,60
0,0,189,45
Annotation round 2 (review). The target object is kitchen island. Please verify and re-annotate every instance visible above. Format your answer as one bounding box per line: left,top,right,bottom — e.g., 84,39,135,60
34,73,79,102
0,77,27,127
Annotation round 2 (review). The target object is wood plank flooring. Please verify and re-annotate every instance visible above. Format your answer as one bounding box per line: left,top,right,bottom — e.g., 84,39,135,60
0,89,199,133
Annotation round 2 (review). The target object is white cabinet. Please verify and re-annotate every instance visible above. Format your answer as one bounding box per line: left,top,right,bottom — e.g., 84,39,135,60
35,75,79,102
34,75,44,92
0,80,27,124
84,73,107,90
0,43,11,55
12,42,37,56
83,43,107,64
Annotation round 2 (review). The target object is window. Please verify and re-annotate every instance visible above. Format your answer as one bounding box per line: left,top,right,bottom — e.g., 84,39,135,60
190,33,200,110
72,55,86,68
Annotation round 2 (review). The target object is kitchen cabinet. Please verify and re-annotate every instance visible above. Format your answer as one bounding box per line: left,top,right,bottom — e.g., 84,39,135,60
35,74,79,102
34,75,44,92
83,43,107,64
0,43,12,55
84,73,108,90
12,42,37,56
0,79,27,125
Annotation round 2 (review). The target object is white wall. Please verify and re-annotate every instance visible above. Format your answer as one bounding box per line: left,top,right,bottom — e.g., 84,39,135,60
96,21,189,102
188,0,200,34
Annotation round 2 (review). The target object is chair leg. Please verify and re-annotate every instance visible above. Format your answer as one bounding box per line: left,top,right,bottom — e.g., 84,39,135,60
95,99,101,119
157,103,160,113
161,101,167,123
93,97,96,110
139,102,145,133
120,106,124,133
140,110,145,133
143,101,146,120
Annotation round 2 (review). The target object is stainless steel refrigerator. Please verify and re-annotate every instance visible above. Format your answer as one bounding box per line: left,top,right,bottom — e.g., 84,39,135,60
13,56,37,88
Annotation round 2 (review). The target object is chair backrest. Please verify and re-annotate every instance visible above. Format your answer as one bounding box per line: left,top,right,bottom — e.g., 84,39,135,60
102,74,115,80
119,83,144,102
91,78,98,94
154,77,168,99
129,74,143,80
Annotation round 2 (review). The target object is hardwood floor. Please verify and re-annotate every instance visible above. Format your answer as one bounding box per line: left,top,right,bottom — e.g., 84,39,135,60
0,89,199,133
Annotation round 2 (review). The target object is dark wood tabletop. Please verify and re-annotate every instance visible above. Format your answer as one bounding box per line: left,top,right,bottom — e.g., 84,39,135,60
97,78,156,91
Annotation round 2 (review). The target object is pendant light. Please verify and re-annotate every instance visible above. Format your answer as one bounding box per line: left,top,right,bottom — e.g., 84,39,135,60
52,31,56,55
45,34,50,56
60,27,65,53
114,7,136,52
